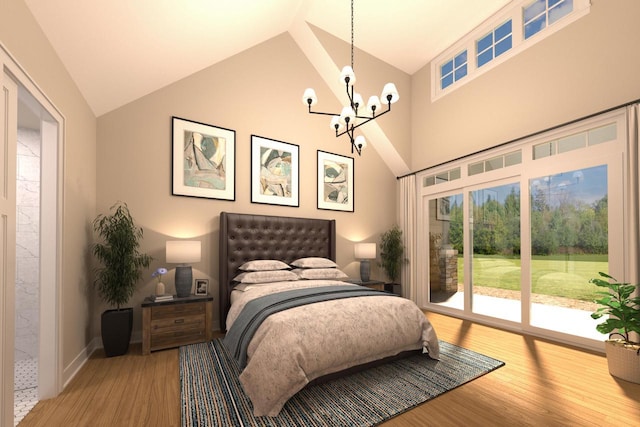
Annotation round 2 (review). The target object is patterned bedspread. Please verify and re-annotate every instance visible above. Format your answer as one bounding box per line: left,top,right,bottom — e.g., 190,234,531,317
224,280,440,417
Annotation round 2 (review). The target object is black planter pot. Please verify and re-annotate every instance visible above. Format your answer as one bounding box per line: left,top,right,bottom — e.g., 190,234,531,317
101,308,133,357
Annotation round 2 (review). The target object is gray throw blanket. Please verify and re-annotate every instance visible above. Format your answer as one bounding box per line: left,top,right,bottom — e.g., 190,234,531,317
223,285,393,369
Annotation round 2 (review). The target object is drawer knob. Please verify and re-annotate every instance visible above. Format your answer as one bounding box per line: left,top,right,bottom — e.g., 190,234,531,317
174,319,184,324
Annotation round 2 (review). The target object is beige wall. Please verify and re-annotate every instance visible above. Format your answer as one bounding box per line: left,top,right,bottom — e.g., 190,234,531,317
411,0,640,172
0,0,97,372
96,32,400,332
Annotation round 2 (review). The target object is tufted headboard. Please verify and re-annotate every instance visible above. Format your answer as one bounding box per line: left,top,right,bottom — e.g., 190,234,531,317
219,212,336,330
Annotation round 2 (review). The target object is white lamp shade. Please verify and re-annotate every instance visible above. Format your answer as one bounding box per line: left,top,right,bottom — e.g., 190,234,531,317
355,135,367,150
354,242,376,260
302,88,317,106
381,83,400,104
166,240,201,264
367,96,381,114
339,106,356,125
330,115,344,132
340,66,356,86
352,93,364,110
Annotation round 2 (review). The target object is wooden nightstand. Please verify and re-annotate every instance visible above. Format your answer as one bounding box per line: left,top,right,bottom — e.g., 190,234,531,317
345,279,386,291
141,295,213,355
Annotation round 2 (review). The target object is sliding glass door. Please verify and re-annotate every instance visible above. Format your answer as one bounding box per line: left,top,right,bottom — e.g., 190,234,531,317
470,182,521,322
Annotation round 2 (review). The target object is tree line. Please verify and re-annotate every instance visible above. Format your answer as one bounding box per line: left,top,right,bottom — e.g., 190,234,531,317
447,189,608,256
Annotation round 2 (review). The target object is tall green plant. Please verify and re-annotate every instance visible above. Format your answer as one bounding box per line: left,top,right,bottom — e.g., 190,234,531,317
590,272,640,344
93,202,152,309
379,225,405,284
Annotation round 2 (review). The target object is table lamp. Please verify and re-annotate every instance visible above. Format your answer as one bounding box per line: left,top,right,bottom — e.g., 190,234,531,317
166,240,201,298
354,242,376,282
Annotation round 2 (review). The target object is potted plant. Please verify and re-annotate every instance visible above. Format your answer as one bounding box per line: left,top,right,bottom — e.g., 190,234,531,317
379,225,405,287
93,202,152,357
590,272,640,383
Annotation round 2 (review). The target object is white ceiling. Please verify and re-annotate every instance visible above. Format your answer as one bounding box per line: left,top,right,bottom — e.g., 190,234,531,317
24,0,511,117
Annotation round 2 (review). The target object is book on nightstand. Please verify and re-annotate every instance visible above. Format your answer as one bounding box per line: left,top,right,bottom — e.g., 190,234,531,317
150,294,174,302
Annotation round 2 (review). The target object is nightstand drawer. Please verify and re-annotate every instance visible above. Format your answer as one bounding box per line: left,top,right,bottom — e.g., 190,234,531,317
151,326,206,349
151,313,205,333
151,302,205,320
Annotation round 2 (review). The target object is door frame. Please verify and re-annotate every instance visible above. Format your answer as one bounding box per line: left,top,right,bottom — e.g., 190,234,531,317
1,43,64,425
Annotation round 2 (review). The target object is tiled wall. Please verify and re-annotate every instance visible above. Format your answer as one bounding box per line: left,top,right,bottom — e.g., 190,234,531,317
15,128,40,361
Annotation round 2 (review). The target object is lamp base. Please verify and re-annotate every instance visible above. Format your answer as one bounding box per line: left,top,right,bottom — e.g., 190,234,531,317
175,266,192,298
359,260,371,282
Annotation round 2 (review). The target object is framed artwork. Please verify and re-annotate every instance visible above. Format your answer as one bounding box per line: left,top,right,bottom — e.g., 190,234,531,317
251,135,299,207
172,116,235,201
317,150,354,212
195,279,208,296
436,197,451,221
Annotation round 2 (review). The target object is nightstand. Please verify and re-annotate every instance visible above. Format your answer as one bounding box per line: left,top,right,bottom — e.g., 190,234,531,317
141,294,213,355
345,279,386,291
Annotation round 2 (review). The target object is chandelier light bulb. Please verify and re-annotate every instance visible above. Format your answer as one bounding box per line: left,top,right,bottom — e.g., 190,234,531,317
355,135,367,150
340,66,356,86
352,93,364,111
381,83,400,104
302,88,317,106
339,106,356,126
330,115,343,132
367,96,381,115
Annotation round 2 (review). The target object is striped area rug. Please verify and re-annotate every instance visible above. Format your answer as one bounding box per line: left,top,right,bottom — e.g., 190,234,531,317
180,339,504,426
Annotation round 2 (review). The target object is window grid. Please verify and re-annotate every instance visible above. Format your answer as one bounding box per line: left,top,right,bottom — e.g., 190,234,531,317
423,167,461,187
477,20,513,68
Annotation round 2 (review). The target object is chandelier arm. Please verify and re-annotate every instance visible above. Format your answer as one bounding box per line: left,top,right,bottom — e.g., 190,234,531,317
307,109,341,117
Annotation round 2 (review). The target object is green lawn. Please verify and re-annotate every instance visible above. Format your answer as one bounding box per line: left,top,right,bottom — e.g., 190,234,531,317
458,254,607,302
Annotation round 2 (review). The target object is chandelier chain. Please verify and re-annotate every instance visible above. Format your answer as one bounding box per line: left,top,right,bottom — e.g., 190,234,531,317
350,0,354,71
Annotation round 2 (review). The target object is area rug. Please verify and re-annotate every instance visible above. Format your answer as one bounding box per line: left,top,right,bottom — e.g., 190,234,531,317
180,339,504,427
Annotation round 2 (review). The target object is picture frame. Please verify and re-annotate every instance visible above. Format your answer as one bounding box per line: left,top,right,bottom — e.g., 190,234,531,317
194,279,208,296
251,135,299,207
317,150,354,212
436,197,451,221
172,116,236,201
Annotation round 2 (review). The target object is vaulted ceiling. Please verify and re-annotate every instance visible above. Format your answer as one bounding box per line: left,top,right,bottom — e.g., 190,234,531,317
25,0,511,116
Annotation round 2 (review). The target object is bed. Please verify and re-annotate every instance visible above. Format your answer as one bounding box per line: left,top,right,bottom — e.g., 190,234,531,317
219,211,440,416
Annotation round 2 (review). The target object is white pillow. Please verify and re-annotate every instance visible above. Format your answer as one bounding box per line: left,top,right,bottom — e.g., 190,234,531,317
293,268,348,280
290,257,338,269
239,259,290,271
233,270,299,284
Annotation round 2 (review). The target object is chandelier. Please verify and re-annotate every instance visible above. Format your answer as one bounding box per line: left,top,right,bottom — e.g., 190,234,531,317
301,0,399,156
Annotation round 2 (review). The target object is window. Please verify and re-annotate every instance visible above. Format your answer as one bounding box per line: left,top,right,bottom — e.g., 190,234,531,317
524,0,574,39
432,0,589,101
477,20,513,68
440,51,468,90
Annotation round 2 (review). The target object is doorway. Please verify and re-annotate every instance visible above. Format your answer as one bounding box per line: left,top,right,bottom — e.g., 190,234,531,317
2,47,63,427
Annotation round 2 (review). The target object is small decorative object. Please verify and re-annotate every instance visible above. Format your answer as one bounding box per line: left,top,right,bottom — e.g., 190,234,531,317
250,135,299,207
152,267,168,296
92,202,152,357
195,279,208,296
590,272,640,384
317,150,354,212
379,225,406,285
166,240,201,298
172,116,236,201
354,243,376,282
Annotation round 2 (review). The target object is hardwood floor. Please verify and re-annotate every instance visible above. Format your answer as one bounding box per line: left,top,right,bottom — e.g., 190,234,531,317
19,313,640,426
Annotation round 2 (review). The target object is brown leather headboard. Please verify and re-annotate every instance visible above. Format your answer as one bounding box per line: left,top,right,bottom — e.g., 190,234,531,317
219,212,336,330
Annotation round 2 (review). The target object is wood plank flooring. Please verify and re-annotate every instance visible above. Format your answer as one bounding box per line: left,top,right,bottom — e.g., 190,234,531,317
19,313,640,426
